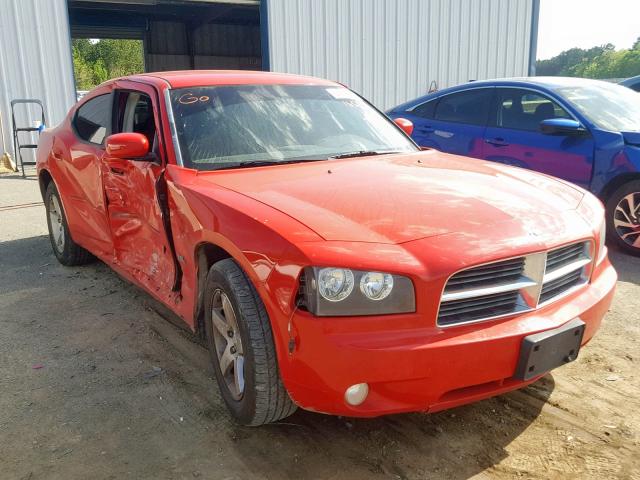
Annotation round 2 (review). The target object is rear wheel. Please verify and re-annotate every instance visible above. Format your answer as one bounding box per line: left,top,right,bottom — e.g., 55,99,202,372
606,180,640,256
203,258,296,425
45,182,93,266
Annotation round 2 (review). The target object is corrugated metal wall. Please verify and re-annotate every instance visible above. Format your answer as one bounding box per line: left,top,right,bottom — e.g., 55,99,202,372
0,0,76,160
145,20,261,72
266,0,535,110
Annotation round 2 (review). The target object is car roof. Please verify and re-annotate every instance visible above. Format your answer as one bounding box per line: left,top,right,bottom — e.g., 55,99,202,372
390,76,616,112
437,76,614,94
122,70,337,89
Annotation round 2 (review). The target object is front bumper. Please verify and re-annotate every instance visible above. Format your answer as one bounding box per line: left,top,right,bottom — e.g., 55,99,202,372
281,258,616,417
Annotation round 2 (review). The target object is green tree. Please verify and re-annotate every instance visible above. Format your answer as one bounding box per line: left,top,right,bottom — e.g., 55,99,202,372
71,38,144,90
537,41,640,79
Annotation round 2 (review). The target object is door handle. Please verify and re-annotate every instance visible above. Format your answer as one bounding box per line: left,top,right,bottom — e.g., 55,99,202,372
110,166,125,175
416,125,434,133
485,137,509,147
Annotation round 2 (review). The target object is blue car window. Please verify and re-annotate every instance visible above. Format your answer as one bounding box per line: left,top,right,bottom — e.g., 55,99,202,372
433,89,492,126
494,88,571,132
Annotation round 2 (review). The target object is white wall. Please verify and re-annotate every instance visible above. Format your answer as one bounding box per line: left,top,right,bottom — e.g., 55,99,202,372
0,0,76,160
266,0,536,110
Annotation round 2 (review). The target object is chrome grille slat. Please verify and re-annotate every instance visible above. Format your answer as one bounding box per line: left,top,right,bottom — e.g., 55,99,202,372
437,241,592,327
441,279,537,302
543,257,591,283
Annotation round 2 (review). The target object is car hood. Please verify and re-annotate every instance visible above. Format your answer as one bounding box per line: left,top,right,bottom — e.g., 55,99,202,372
199,151,585,244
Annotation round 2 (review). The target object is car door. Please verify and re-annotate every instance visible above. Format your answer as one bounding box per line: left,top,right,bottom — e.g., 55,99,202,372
405,88,493,157
65,91,115,258
101,81,176,294
482,88,594,188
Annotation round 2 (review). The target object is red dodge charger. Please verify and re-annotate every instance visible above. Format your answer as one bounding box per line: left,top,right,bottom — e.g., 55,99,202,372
37,71,616,425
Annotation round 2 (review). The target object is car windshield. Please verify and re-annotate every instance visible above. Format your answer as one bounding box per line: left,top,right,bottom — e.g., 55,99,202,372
555,82,640,132
168,84,417,170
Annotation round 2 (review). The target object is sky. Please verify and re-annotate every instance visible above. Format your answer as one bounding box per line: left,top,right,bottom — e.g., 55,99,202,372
537,0,640,60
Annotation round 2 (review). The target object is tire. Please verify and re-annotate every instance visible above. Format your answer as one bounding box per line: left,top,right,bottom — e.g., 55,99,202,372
605,180,640,257
44,182,93,266
203,258,297,425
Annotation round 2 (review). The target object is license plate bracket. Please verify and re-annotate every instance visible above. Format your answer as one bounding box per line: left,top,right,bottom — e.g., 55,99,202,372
514,318,586,381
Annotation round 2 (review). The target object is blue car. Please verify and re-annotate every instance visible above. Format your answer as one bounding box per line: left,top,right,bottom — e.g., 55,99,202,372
389,77,640,256
620,74,640,92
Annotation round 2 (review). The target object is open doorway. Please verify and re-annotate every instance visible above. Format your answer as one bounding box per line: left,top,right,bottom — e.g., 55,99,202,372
72,38,144,98
68,0,262,98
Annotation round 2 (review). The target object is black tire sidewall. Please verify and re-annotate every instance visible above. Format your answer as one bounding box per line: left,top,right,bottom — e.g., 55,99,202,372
605,180,640,256
203,264,259,424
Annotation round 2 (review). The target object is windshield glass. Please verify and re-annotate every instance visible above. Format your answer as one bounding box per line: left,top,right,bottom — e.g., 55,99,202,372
556,82,640,132
169,84,417,170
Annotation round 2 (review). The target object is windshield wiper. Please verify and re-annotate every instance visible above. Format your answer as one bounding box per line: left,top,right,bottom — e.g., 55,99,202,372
329,150,402,159
213,158,327,171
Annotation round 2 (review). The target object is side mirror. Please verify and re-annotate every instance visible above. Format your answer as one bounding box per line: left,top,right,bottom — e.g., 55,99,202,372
105,133,150,159
540,118,587,136
393,117,414,136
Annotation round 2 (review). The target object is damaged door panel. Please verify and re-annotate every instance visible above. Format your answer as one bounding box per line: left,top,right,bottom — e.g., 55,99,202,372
101,82,176,295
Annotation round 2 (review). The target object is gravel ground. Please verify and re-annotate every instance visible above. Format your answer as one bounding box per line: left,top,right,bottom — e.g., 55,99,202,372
0,171,639,480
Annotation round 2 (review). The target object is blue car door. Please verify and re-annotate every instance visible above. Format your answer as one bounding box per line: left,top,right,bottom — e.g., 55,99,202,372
403,88,494,157
482,87,594,188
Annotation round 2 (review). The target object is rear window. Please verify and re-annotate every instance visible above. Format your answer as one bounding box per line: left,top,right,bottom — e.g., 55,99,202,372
74,94,111,144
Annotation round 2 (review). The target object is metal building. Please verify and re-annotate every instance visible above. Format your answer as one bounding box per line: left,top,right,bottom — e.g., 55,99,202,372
0,0,539,163
266,0,540,109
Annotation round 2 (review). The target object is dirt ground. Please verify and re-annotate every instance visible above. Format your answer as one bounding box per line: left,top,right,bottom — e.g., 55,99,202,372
1,170,639,480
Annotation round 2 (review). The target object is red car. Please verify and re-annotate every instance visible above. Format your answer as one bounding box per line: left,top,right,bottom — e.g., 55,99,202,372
37,71,616,426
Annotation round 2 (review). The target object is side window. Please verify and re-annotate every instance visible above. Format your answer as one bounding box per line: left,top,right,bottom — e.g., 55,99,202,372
411,99,436,119
74,94,111,144
434,89,492,126
495,88,571,132
115,91,157,148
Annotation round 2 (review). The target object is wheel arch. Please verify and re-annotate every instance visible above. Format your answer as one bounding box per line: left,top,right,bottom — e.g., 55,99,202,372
599,172,640,202
38,168,54,201
193,242,234,340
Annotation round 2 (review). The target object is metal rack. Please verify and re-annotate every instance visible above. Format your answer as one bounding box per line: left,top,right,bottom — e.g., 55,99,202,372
11,99,46,177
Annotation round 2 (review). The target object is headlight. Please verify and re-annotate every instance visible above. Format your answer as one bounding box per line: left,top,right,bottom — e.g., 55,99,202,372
360,271,394,300
317,268,354,302
302,267,415,316
597,218,607,263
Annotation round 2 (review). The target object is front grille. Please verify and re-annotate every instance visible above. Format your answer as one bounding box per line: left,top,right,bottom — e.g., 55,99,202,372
438,290,520,326
545,242,585,272
539,241,591,305
437,241,592,327
445,258,525,291
539,269,584,304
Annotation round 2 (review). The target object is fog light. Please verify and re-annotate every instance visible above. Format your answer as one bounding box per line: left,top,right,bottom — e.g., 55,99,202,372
344,383,369,406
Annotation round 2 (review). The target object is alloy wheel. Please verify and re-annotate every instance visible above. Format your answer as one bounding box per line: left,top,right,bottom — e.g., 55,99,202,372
210,289,245,400
48,194,65,253
613,191,640,249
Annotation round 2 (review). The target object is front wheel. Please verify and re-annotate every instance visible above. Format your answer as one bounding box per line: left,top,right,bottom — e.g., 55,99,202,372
203,258,297,425
606,180,640,256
